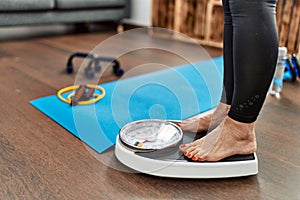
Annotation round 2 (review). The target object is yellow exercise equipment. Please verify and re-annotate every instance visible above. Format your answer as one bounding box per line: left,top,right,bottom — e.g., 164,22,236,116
57,84,105,105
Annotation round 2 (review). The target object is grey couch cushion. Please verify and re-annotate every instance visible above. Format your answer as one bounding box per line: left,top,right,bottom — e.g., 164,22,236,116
56,0,126,9
0,0,55,11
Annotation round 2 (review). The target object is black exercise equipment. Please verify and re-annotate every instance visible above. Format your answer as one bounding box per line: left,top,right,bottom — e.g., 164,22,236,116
66,52,124,79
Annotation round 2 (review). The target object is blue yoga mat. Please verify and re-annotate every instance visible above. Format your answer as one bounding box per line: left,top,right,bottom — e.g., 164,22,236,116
30,56,223,153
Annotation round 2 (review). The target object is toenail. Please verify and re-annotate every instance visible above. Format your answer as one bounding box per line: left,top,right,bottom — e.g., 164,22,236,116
180,144,186,148
198,158,202,161
177,123,181,127
184,151,188,156
192,157,197,161
187,154,191,158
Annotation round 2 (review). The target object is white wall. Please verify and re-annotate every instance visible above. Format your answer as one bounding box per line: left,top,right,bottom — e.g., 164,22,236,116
124,0,152,26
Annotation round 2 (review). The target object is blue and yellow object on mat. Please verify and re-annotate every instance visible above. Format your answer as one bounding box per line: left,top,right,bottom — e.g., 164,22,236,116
30,56,223,153
57,84,106,106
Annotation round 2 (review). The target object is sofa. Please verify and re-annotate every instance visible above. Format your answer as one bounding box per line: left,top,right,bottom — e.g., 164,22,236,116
0,0,130,26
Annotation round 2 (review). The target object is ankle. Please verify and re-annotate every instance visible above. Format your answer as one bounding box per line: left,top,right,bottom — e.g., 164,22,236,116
224,116,256,140
214,103,231,118
218,102,231,110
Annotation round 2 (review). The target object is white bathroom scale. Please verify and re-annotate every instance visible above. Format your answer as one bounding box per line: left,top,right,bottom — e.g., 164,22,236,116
115,118,258,179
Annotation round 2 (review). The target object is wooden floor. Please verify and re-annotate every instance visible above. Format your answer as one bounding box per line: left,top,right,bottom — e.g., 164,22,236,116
0,26,299,200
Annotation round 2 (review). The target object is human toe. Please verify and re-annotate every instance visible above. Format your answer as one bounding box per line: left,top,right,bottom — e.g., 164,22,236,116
179,143,190,151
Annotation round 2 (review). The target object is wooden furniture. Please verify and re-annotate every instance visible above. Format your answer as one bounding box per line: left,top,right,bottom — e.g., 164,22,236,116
277,0,300,57
204,0,223,48
152,0,223,48
152,0,300,56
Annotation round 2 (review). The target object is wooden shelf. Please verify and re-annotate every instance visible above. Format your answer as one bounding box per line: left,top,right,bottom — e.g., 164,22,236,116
152,0,300,55
276,0,300,56
152,0,223,48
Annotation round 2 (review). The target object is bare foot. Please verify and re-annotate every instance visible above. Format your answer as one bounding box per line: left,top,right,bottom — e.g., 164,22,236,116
179,116,257,162
179,103,230,132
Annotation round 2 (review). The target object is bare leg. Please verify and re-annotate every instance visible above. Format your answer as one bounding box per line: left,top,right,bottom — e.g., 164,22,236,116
179,102,230,132
179,116,256,161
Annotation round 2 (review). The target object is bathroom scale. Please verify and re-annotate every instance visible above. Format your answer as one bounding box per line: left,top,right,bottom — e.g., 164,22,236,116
115,112,258,178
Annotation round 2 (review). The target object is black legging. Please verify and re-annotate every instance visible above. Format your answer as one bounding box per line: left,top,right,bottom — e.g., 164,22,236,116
221,0,279,123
